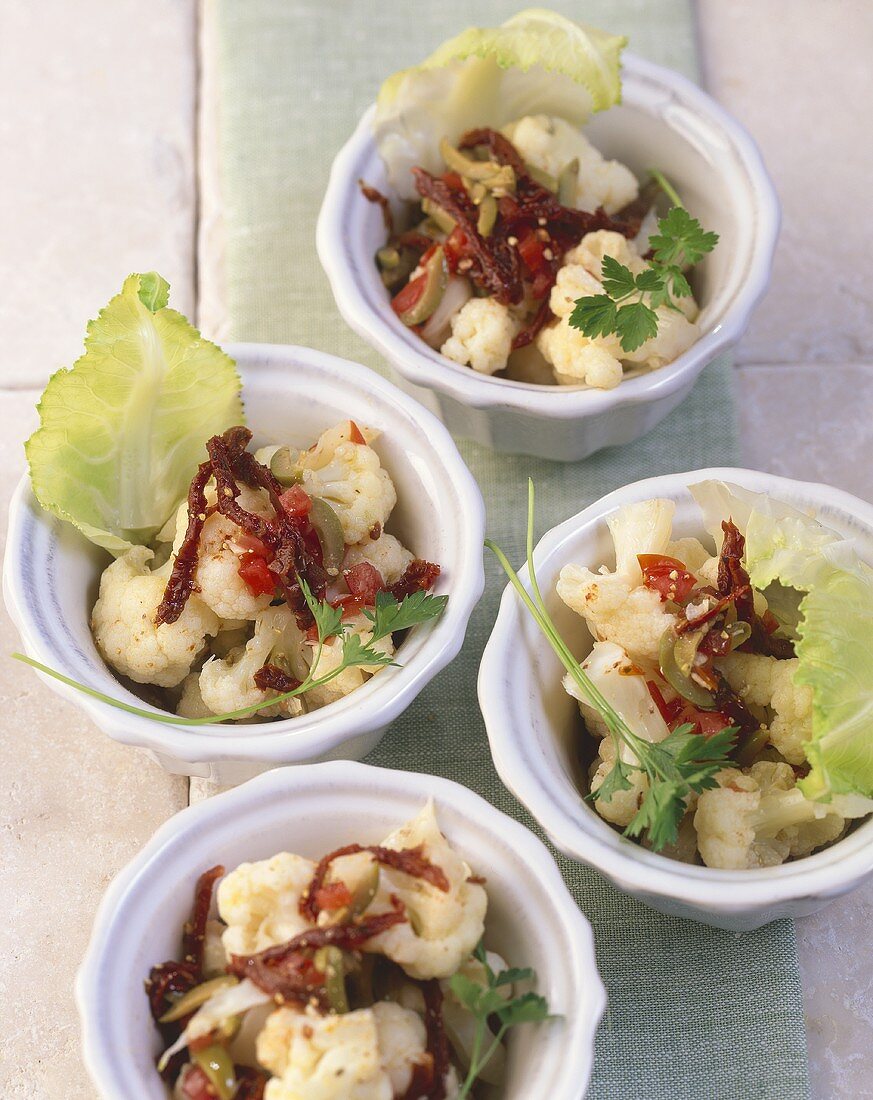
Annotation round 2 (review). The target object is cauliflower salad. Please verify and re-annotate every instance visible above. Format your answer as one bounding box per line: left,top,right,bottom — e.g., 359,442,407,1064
365,12,714,390
553,482,873,868
147,804,551,1100
91,420,441,723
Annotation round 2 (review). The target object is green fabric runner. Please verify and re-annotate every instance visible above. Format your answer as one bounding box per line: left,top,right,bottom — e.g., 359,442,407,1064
210,2,811,1096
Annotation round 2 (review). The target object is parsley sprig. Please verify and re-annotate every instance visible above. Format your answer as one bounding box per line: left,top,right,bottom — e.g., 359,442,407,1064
12,581,447,726
485,481,735,851
569,170,718,353
450,942,552,1099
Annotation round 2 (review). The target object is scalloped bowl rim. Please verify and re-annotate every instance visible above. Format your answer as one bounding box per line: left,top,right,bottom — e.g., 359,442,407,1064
317,52,780,418
479,467,873,916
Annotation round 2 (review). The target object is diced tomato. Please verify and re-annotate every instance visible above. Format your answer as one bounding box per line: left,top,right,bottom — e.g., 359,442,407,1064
236,531,270,557
440,171,464,191
647,680,684,725
314,881,353,911
279,485,312,518
391,270,427,316
238,553,276,597
516,228,549,275
638,554,697,604
180,1065,215,1100
349,420,366,445
530,269,555,300
444,226,471,272
648,679,730,738
344,562,385,602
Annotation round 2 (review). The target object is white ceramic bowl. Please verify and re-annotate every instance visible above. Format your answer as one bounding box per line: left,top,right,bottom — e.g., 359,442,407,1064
317,53,779,462
75,760,605,1099
479,468,873,931
4,344,485,783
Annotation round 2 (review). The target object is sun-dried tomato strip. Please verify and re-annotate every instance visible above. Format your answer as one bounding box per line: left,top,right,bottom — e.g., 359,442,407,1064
228,902,407,1003
207,429,278,547
512,295,553,351
712,671,760,735
300,843,450,923
717,521,756,624
390,560,441,602
155,461,213,626
675,592,736,636
457,127,527,175
253,664,300,694
359,179,394,234
182,864,224,975
413,167,524,305
145,959,200,1024
612,178,662,238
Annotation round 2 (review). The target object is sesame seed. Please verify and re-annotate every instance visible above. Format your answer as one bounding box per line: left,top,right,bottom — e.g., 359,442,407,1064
507,235,518,246
543,248,554,261
537,216,547,226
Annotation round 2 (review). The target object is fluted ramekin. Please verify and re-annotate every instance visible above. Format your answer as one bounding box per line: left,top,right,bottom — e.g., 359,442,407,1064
75,761,606,1099
479,468,873,931
4,344,485,783
317,54,779,462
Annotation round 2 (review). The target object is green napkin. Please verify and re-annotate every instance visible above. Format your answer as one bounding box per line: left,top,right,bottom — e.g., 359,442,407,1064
209,2,811,1096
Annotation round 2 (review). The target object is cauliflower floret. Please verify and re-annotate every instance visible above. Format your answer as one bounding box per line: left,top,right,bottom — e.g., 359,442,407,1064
502,115,638,213
537,323,623,389
179,485,276,621
364,803,487,980
343,532,414,586
589,736,646,827
441,297,518,376
218,851,317,957
694,761,850,869
257,1002,442,1100
199,606,307,720
176,672,214,719
91,545,219,688
571,642,670,827
302,612,394,711
297,422,396,545
539,229,700,386
718,653,812,765
665,537,711,572
557,563,678,665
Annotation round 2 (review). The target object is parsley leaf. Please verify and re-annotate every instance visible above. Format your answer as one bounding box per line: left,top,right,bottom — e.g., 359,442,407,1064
450,940,554,1099
615,300,659,352
567,173,718,356
364,588,448,641
600,254,638,299
486,481,736,852
570,294,618,340
299,574,344,643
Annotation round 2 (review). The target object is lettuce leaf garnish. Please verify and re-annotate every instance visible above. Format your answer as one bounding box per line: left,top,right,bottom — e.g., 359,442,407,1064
374,8,627,199
26,273,244,555
692,481,873,802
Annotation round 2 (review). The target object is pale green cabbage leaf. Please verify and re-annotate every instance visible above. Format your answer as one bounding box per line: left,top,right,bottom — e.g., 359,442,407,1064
374,8,627,199
691,480,873,803
26,272,244,555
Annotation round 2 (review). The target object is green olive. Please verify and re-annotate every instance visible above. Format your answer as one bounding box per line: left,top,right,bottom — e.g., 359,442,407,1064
421,198,456,235
191,1044,237,1100
269,446,302,487
159,975,239,1024
309,498,346,575
315,945,349,1014
525,163,558,192
396,246,448,327
477,194,498,238
557,157,580,206
439,137,500,181
658,626,717,710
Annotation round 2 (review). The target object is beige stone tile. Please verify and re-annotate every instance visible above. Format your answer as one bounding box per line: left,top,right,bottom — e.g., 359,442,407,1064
796,879,873,1100
735,362,873,501
697,0,873,364
0,392,189,1096
0,0,198,389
